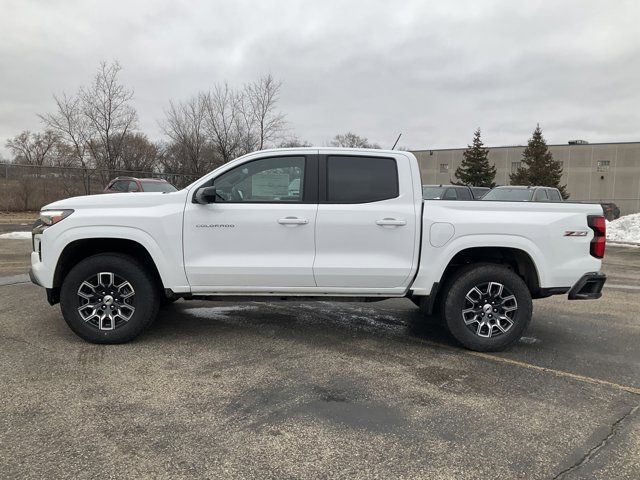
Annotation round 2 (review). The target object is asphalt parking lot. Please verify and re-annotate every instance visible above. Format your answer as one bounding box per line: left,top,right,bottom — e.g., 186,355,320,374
1,222,639,479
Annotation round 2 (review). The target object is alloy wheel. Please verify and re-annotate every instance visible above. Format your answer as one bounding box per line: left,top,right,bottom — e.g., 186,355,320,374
461,281,518,338
77,272,136,331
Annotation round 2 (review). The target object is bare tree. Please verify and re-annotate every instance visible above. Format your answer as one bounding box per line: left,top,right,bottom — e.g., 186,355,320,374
330,132,380,149
161,95,210,175
278,136,312,148
5,130,58,166
203,84,244,165
39,93,94,193
79,61,138,179
119,133,161,173
243,74,286,150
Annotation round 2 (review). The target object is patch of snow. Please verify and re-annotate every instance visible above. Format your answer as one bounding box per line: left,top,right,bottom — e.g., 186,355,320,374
184,305,258,320
519,336,540,344
607,213,640,245
0,231,31,240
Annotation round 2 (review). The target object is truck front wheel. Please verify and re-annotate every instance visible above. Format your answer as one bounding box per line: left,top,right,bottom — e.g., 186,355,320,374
60,253,160,343
443,264,532,351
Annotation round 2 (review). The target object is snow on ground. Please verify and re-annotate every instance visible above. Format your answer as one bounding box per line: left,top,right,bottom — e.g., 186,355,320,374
184,305,258,320
607,213,640,244
0,231,31,240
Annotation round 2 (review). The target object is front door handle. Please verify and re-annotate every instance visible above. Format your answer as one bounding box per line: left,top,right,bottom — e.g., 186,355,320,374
278,217,309,225
375,218,407,227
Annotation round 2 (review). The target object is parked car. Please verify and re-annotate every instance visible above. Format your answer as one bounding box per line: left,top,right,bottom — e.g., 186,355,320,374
31,148,606,352
599,202,621,221
104,177,177,194
422,184,489,200
482,185,563,202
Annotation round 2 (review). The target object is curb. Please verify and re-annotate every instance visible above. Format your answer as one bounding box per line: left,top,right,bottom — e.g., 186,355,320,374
608,240,640,247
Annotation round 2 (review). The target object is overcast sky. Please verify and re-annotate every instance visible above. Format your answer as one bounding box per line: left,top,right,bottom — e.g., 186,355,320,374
2,0,640,156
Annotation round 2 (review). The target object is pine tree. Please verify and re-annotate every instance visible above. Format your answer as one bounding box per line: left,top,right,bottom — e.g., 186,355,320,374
510,124,569,198
454,128,496,187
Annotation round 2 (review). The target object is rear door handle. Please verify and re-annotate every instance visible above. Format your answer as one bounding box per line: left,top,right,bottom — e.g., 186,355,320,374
375,218,407,227
278,217,309,225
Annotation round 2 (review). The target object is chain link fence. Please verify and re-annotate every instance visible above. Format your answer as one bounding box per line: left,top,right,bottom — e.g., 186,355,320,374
1,162,639,217
0,163,198,212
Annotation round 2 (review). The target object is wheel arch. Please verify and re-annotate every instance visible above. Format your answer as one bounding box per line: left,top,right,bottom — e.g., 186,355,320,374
440,246,541,296
53,238,164,293
416,245,543,315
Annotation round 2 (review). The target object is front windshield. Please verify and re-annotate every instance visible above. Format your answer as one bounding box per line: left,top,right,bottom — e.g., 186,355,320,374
141,182,178,193
483,188,533,201
422,186,447,199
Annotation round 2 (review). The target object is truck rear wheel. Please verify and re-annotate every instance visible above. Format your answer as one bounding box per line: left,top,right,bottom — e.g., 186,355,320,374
60,253,160,344
443,264,532,351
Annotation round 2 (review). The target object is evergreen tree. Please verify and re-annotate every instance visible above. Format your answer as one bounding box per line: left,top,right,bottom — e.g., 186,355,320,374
510,124,569,199
454,128,496,187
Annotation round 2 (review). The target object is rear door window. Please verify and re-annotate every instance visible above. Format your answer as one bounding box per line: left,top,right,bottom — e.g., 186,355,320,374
326,156,398,203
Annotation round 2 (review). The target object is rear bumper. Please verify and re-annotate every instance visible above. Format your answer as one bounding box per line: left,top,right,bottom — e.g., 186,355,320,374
568,272,606,300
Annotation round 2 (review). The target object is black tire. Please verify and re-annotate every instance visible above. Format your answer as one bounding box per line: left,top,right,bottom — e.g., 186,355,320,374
443,264,532,351
60,253,160,344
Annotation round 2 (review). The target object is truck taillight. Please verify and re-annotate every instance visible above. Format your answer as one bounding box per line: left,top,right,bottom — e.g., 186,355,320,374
587,215,606,259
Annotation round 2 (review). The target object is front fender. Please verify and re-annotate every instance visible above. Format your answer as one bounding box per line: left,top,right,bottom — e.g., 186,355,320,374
36,225,190,292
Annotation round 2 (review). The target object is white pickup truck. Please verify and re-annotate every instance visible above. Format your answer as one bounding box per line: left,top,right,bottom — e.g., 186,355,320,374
30,148,607,351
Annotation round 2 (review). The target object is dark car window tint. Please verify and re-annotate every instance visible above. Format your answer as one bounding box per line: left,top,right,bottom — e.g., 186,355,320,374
110,180,128,192
127,181,139,192
327,156,398,203
470,187,489,199
456,187,472,200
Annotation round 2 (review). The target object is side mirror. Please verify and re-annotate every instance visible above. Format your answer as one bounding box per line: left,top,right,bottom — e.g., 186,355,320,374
194,186,217,204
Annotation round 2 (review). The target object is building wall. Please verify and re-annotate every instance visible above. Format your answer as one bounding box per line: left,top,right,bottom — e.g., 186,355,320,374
412,142,640,215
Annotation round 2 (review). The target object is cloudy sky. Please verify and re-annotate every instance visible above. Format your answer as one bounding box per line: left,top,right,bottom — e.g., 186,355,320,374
1,0,640,155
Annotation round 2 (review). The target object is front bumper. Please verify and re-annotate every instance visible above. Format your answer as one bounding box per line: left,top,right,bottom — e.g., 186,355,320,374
568,272,607,300
28,266,42,286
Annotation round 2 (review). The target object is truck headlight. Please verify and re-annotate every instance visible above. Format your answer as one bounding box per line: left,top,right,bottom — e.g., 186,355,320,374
40,209,74,226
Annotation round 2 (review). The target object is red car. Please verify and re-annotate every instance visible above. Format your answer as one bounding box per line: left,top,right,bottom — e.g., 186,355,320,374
103,177,178,193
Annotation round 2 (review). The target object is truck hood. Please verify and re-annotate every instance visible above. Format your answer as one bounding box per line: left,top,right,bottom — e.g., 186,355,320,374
43,191,188,210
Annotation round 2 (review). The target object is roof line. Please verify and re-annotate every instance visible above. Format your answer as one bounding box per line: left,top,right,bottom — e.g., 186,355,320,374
411,140,640,152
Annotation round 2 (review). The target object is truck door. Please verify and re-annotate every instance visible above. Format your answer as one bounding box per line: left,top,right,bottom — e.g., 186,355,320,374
183,154,318,289
313,153,418,289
